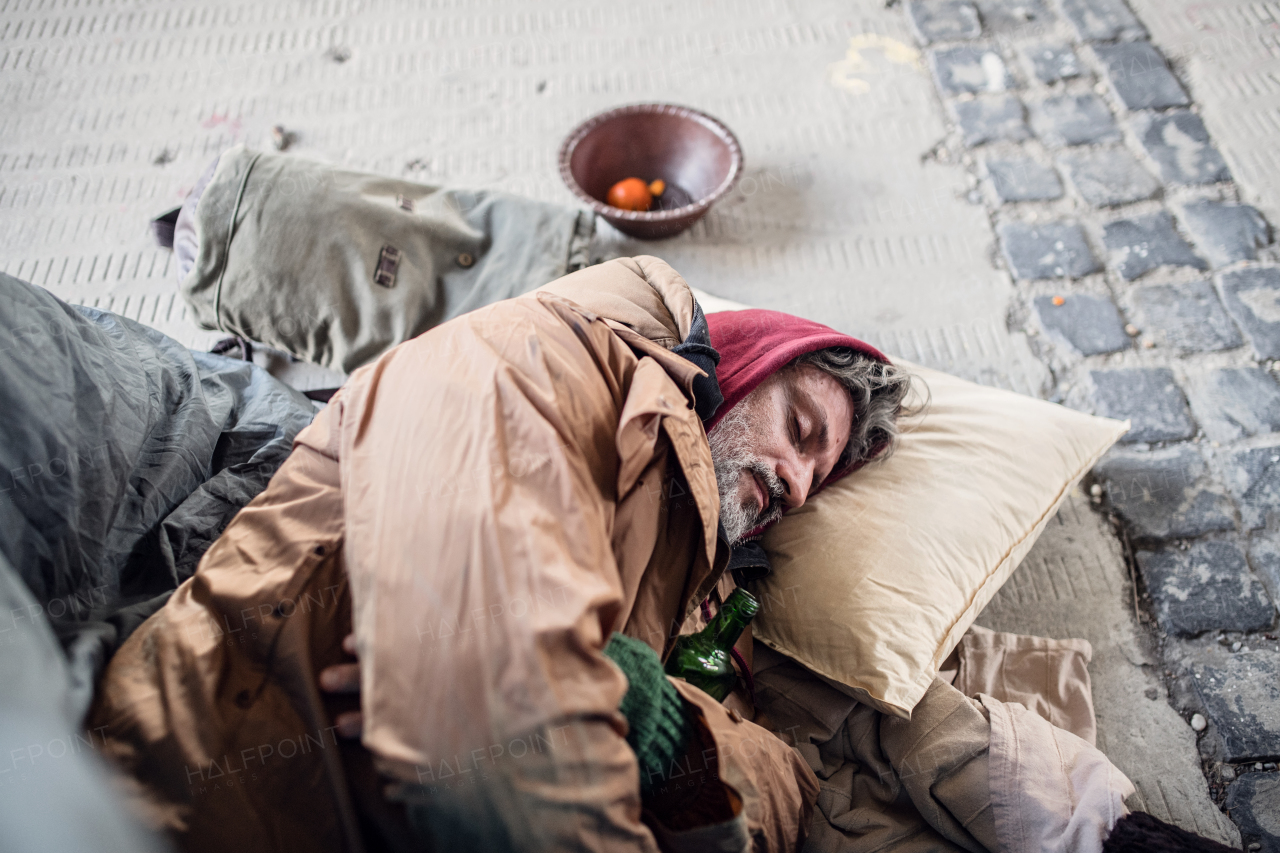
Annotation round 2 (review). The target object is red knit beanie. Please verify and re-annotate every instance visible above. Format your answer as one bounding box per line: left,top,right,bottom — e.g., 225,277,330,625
706,309,891,485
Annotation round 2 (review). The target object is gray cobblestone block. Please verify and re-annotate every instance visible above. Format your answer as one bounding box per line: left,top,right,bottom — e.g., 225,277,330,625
1029,94,1121,147
1137,542,1275,636
906,0,982,44
1225,773,1280,853
1250,534,1280,607
1181,200,1272,269
997,220,1099,279
1193,651,1280,762
1091,367,1196,443
1184,368,1280,444
1129,280,1244,354
1095,445,1235,539
1133,111,1232,186
1103,211,1208,280
952,95,1032,146
1218,267,1280,360
1034,293,1130,354
1093,41,1190,110
1060,0,1147,41
973,0,1054,33
1225,440,1280,530
1058,148,1160,208
1019,42,1081,83
985,158,1063,201
930,46,1012,94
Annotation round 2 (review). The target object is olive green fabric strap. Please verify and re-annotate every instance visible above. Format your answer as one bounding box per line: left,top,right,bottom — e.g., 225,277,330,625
603,633,692,797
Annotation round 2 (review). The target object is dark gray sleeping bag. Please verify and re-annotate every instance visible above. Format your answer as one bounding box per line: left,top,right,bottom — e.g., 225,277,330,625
0,548,168,852
0,271,315,851
0,271,315,720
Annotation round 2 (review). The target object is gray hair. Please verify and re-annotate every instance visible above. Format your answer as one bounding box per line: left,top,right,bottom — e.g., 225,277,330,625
791,348,916,471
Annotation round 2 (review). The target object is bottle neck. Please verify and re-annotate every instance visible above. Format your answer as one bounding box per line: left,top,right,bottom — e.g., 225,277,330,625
705,589,759,651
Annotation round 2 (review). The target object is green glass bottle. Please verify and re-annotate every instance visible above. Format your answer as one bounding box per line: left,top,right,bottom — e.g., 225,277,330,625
664,588,760,702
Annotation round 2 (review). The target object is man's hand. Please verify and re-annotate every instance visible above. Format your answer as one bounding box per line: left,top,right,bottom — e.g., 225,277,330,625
319,633,364,739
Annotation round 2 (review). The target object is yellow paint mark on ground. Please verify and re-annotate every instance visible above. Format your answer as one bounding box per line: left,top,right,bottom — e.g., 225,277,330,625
827,34,923,94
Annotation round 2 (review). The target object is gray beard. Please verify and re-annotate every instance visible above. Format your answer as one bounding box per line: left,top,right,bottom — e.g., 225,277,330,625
707,402,786,546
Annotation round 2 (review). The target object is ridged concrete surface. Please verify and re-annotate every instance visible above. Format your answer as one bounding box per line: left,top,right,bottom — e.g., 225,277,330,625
0,0,1049,393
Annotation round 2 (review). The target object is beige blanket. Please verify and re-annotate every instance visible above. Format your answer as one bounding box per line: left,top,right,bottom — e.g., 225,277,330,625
753,629,1133,853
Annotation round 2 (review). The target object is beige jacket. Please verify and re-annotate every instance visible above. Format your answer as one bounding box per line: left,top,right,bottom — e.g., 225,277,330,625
91,256,817,853
753,629,1133,853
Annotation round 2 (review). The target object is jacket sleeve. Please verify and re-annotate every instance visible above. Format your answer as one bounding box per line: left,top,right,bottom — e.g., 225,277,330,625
335,298,666,853
878,677,1000,853
536,256,695,347
673,680,819,853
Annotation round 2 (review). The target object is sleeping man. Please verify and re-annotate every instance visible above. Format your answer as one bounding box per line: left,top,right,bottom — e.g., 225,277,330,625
90,255,913,853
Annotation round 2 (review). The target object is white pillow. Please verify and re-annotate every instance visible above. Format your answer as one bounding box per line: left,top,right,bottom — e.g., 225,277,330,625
752,360,1127,718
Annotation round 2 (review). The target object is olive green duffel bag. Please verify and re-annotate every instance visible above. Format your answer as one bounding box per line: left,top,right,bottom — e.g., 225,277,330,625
180,145,594,373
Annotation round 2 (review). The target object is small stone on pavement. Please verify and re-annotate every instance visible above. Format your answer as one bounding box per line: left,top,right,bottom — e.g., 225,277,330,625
1029,94,1121,147
1217,267,1280,360
1103,211,1207,280
1058,148,1161,207
1191,713,1207,731
1132,111,1232,186
1093,41,1190,110
998,220,1099,279
1129,280,1243,354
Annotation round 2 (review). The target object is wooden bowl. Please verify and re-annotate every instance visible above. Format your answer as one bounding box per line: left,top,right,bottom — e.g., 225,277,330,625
559,103,743,240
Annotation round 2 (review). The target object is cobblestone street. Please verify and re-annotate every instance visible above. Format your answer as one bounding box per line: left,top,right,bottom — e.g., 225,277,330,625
905,0,1280,844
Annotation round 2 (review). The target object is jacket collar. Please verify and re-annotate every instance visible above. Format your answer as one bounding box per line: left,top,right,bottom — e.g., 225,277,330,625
670,300,723,423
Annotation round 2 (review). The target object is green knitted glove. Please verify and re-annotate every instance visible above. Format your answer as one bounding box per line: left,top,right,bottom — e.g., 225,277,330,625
603,632,693,797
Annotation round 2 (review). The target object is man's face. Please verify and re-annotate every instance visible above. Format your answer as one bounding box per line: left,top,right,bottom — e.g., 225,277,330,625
707,364,854,545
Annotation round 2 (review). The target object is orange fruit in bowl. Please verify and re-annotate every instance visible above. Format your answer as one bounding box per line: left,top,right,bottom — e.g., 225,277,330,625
606,177,653,211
